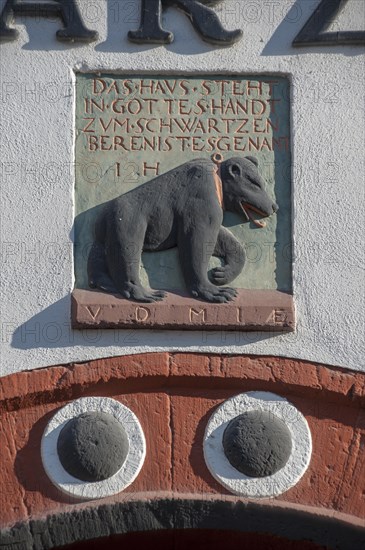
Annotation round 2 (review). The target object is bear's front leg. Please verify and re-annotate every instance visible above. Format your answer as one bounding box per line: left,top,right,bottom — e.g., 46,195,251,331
178,209,237,303
211,227,246,286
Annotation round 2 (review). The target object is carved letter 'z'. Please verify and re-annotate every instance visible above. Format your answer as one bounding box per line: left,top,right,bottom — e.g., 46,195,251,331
0,0,98,42
128,0,242,46
293,0,365,47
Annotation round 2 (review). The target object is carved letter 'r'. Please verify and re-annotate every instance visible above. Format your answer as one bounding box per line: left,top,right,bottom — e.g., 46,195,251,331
128,0,242,46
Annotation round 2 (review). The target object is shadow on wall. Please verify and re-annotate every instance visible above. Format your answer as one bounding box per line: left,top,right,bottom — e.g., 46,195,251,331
14,410,85,505
10,295,281,351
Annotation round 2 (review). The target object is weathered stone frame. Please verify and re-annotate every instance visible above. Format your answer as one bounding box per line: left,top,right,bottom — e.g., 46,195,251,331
1,498,364,550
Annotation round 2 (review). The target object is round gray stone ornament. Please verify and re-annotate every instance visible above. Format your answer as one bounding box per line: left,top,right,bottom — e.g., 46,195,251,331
222,410,292,478
204,392,312,498
57,411,129,482
41,397,146,499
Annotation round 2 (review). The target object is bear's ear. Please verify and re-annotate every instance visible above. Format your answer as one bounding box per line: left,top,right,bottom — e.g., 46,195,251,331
245,156,259,167
228,163,242,178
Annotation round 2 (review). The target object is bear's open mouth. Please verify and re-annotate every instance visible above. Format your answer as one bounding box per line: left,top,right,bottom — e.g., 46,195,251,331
240,202,268,228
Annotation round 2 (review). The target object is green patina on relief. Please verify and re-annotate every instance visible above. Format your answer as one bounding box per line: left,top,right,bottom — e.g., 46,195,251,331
74,74,292,292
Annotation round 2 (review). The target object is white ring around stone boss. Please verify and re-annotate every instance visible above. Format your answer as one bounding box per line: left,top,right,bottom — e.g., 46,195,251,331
41,397,146,500
203,391,312,498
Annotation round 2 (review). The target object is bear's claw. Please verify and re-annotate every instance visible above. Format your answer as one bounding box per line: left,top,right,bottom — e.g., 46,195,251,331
192,284,237,303
120,283,167,303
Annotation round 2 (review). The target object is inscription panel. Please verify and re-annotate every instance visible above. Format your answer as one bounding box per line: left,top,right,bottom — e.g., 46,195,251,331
73,289,295,332
73,74,293,331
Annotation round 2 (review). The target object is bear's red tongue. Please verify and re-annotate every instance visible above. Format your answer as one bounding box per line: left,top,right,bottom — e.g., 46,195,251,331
240,203,267,228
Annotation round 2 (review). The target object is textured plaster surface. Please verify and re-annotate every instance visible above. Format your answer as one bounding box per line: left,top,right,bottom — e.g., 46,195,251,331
0,0,364,375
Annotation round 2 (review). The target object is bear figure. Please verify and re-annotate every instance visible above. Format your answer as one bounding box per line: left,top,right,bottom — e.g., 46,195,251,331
87,156,278,303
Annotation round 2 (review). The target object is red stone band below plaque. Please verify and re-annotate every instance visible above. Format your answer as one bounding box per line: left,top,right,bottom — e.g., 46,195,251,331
71,289,295,331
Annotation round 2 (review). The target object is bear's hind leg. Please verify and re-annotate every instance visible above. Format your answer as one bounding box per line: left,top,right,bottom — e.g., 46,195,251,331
88,242,118,293
106,226,166,303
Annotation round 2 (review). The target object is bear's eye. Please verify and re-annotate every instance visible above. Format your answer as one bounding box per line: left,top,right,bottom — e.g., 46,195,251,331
248,177,261,188
231,164,241,176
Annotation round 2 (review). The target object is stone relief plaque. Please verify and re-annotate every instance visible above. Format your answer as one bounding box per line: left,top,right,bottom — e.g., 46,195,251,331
72,74,294,331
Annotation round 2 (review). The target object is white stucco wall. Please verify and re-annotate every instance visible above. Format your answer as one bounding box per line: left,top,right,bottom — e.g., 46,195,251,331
0,0,364,376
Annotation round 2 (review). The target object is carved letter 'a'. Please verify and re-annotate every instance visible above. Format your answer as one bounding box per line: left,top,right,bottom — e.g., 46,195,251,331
128,0,242,46
0,0,98,42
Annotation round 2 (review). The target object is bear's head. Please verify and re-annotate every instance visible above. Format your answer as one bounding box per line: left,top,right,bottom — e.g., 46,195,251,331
220,156,278,227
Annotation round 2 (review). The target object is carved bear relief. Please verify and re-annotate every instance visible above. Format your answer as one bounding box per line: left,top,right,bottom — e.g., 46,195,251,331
73,75,293,329
88,156,278,303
